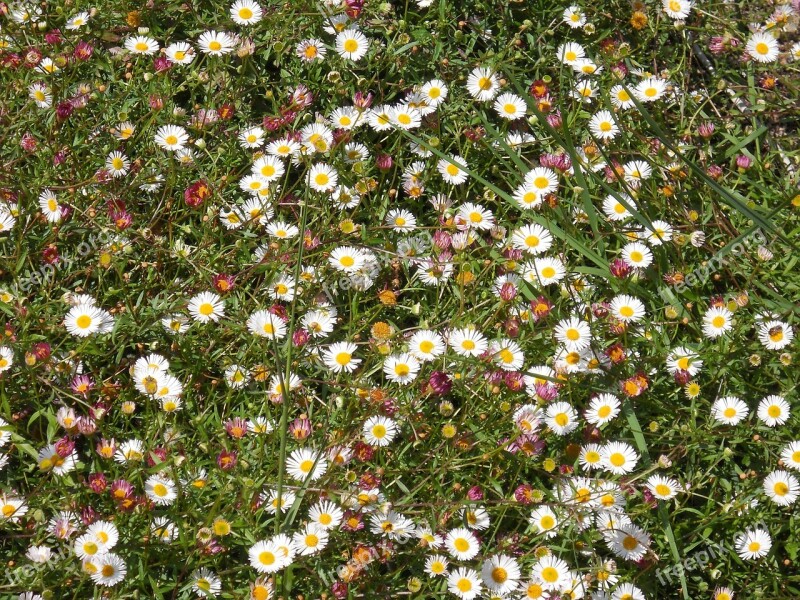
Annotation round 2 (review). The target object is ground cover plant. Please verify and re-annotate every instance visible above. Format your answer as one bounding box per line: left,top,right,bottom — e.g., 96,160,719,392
0,0,799,598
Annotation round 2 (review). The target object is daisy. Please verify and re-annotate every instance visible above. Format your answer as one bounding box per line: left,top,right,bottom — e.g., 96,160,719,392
308,163,338,192
494,93,526,120
513,181,544,210
448,567,482,600
391,104,422,129
466,67,499,101
589,110,619,140
239,126,265,149
165,41,196,65
573,79,597,102
666,346,703,376
714,587,735,600
703,306,733,338
782,441,800,471
545,401,579,435
0,495,27,523
607,524,650,561
297,38,326,61
645,220,673,245
612,583,646,600
511,223,553,255
425,555,449,577
308,500,344,530
579,444,604,471
711,396,749,425
29,82,52,108
322,341,361,373
106,151,130,178
663,0,692,19
529,506,559,537
113,121,136,140
456,202,494,230
421,79,448,106
293,523,329,556
601,442,639,474
154,125,189,151
144,475,177,505
763,470,799,506
266,221,299,240
74,533,105,559
757,395,790,427
492,339,525,371
383,353,420,385
573,57,602,75
558,42,586,64
64,303,108,337
445,528,480,560
335,28,369,60
746,32,779,63
554,317,592,352
91,553,126,586
188,292,224,323
609,295,646,323
481,555,520,595
525,167,559,196
757,320,794,350
329,106,361,130
286,448,328,482
635,77,667,102
735,528,771,560
646,474,680,500
197,30,236,55
0,347,11,373
39,189,61,222
65,11,90,29
532,554,570,591
610,85,636,110
230,0,263,25
603,193,636,222
449,327,488,357
329,246,366,272
192,568,222,596
623,160,652,186
621,242,653,269
528,257,566,286
125,35,159,55
438,156,469,185
408,330,445,361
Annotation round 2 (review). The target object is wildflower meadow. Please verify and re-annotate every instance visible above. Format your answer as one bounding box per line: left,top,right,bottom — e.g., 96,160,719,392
0,0,799,598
